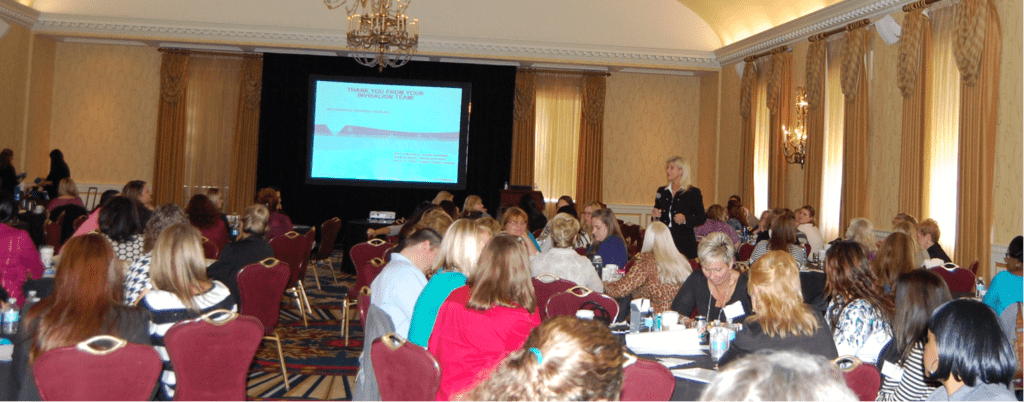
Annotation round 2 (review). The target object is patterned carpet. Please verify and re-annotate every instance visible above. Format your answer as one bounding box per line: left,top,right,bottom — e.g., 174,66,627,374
247,265,364,401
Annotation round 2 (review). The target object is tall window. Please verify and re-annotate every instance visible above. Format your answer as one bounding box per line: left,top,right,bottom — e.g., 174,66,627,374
752,59,771,214
182,54,242,204
923,5,960,257
533,72,583,213
820,37,846,241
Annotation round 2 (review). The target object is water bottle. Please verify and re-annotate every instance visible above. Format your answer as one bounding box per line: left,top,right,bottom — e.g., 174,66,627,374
591,255,603,279
13,185,20,202
976,277,986,298
2,298,18,335
641,309,654,332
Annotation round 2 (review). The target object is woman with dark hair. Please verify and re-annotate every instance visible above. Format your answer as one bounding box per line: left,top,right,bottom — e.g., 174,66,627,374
13,234,153,401
518,194,548,233
206,204,275,304
256,187,292,239
694,204,740,247
652,156,706,259
748,214,807,265
725,199,748,232
0,148,22,196
70,189,121,238
98,196,146,263
0,192,45,307
428,234,541,400
122,204,190,306
121,180,153,225
876,270,951,401
185,194,229,252
586,208,628,268
39,149,70,200
924,299,1017,401
824,241,894,365
983,236,1022,316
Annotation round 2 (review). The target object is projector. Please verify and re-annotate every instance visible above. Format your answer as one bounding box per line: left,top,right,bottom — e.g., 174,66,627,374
369,211,396,224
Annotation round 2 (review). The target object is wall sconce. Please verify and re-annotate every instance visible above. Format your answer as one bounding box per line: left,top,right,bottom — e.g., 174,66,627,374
782,87,808,167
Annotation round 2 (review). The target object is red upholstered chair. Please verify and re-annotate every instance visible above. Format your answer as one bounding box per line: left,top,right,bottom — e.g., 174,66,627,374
621,352,675,401
350,238,392,275
372,332,442,401
270,231,314,327
834,355,881,402
929,264,977,297
33,335,162,401
383,243,398,262
968,260,979,275
201,236,220,260
44,211,65,252
341,286,371,345
546,285,620,322
237,258,292,390
358,286,371,329
688,258,701,273
163,310,263,401
532,273,578,320
72,214,87,231
342,259,385,344
310,218,342,289
738,243,755,262
575,247,587,256
622,256,638,274
302,227,317,288
804,242,812,257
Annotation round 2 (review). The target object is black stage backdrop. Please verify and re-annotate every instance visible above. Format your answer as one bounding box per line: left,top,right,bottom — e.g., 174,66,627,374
257,54,516,240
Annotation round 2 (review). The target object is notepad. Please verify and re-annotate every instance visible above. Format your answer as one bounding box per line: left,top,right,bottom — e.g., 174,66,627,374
655,357,695,368
671,367,717,383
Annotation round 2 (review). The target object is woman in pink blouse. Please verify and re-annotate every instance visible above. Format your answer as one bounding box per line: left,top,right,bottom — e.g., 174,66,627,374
45,178,85,212
0,196,45,307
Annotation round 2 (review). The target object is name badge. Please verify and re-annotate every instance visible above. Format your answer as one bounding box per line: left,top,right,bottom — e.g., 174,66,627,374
880,360,904,381
723,301,745,320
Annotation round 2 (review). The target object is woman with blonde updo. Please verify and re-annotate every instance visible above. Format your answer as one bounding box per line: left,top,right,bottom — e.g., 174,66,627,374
844,218,878,259
531,213,602,292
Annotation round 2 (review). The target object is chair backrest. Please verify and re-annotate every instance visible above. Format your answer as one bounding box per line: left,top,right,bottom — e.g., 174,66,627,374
546,285,619,321
44,211,65,249
372,332,441,401
968,260,979,275
201,236,220,260
269,231,312,285
311,217,342,260
164,310,263,401
804,242,812,257
302,227,316,273
738,243,755,262
620,223,644,257
34,335,162,401
350,239,392,272
383,243,398,263
73,214,87,230
621,353,675,401
575,247,587,256
833,355,880,402
354,258,387,298
358,286,372,329
928,265,976,295
532,274,578,320
237,258,291,334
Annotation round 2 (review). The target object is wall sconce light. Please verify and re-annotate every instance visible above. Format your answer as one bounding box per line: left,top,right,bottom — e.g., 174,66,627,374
782,87,808,167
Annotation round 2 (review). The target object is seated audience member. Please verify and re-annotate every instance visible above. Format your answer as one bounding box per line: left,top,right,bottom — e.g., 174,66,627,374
915,218,951,263
518,194,548,233
123,204,190,306
672,232,752,322
876,270,951,402
204,204,275,304
604,222,690,313
475,216,502,236
795,205,825,255
983,236,1023,315
537,203,590,252
531,213,603,292
70,189,120,238
749,214,807,266
467,316,625,401
98,196,146,263
408,208,454,238
749,209,775,243
428,234,541,400
139,224,237,400
185,194,229,252
924,299,1017,401
699,350,858,401
586,208,628,268
370,228,442,338
432,190,454,205
0,192,44,307
892,220,929,268
845,217,879,259
720,251,837,366
892,212,918,227
725,199,748,232
694,204,740,247
407,219,491,346
502,206,541,256
46,178,85,212
872,232,919,293
460,195,490,219
256,187,292,240
824,241,893,364
13,234,153,401
122,180,154,223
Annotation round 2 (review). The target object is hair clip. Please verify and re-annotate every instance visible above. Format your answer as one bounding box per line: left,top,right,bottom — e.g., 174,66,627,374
528,347,543,364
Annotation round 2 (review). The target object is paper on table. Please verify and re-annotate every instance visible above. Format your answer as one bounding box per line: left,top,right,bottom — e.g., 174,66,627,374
671,367,717,383
655,357,694,368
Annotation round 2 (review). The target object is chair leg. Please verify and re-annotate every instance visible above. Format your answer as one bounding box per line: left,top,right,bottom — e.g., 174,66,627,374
298,282,313,326
344,299,353,345
323,259,339,283
289,286,308,327
311,261,322,290
267,333,289,391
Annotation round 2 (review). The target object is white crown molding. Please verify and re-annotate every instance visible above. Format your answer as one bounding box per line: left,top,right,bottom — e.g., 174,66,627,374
715,0,916,65
0,0,38,28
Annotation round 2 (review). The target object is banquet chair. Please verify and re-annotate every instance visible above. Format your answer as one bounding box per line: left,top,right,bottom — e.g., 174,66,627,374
343,258,384,344
833,355,880,402
358,286,371,329
270,231,314,327
350,238,392,273
163,310,263,401
372,332,442,401
929,263,976,298
201,236,220,260
622,256,638,274
341,286,371,345
43,211,65,251
34,335,162,401
621,352,675,401
968,260,979,275
532,273,578,320
302,227,317,288
546,285,619,322
738,243,755,262
575,247,587,256
72,214,87,231
383,243,398,262
309,217,342,289
237,258,292,390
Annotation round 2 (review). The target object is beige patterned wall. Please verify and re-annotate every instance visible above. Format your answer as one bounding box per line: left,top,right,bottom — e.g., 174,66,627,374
716,62,743,203
48,42,161,186
993,0,1023,243
697,72,720,203
868,23,904,227
25,36,55,181
602,73,703,206
0,23,31,172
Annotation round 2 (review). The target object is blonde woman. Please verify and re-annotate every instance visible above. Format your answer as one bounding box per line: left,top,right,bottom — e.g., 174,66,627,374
671,232,752,322
651,156,706,259
719,251,837,365
407,219,492,346
531,213,603,292
844,217,878,258
139,223,236,400
915,218,951,263
460,195,490,218
604,222,690,313
431,190,454,205
892,221,928,267
46,178,85,212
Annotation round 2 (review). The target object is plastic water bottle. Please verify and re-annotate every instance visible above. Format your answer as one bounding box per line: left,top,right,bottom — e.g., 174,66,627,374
641,309,654,332
976,278,986,298
2,298,19,335
591,255,603,279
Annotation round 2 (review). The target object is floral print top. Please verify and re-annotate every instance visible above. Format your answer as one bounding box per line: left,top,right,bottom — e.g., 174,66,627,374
826,298,892,364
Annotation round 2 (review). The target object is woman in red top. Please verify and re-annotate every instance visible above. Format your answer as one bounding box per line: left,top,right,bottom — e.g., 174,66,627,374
0,195,44,307
428,234,541,400
257,188,292,240
185,194,228,252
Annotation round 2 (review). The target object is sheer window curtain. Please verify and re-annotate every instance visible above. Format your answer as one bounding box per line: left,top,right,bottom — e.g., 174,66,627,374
820,37,846,241
752,58,771,214
534,72,583,216
924,5,961,258
182,54,242,205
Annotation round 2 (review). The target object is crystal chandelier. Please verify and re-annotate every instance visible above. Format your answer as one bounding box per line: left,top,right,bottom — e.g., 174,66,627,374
782,87,808,167
324,0,419,72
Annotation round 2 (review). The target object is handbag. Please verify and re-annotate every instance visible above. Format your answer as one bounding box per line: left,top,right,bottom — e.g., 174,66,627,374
579,300,612,325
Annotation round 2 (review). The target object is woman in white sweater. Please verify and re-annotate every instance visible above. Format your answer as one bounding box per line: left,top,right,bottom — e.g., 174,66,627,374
531,213,603,292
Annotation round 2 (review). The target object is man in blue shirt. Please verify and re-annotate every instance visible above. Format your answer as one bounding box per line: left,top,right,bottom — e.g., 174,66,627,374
369,228,442,338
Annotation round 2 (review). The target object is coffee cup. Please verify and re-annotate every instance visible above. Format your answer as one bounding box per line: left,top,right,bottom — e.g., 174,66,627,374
660,311,680,330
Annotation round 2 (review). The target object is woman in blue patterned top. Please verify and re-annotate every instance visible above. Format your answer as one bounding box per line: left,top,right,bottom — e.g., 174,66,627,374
824,241,893,365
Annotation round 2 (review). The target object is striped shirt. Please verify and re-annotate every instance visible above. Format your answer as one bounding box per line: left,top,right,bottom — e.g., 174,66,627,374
140,281,237,400
877,342,939,401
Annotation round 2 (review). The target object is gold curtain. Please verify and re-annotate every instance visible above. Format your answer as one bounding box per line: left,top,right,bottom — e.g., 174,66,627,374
838,28,871,232
182,54,242,206
510,69,536,186
153,49,190,206
954,0,1000,279
803,40,826,208
767,52,792,209
576,74,606,205
228,54,263,215
738,62,757,208
897,10,932,219
534,72,583,215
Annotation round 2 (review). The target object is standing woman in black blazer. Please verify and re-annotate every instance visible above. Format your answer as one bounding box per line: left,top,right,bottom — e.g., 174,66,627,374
652,156,706,259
